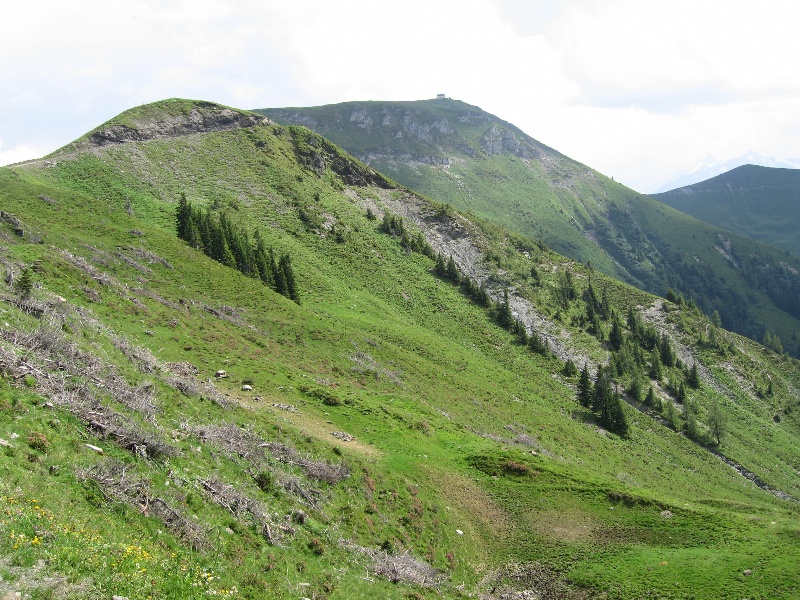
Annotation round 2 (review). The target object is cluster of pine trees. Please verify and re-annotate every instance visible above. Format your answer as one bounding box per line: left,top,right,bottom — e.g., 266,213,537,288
380,212,435,258
175,194,299,303
577,364,629,436
378,210,552,359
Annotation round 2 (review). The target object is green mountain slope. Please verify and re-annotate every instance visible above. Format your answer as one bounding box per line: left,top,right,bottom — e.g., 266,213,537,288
652,164,800,256
257,100,800,354
1,99,800,598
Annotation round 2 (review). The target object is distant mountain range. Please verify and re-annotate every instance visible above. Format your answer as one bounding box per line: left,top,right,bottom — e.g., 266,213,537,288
653,152,800,193
257,99,800,346
651,164,800,257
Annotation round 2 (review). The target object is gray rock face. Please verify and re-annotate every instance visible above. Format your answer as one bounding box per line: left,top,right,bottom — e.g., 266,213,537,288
89,107,271,147
481,125,533,158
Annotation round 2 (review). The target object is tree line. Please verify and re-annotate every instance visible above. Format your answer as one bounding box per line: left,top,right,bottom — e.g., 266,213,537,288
175,194,299,303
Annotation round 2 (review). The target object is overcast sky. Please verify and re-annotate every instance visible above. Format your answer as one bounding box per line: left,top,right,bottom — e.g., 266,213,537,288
2,0,799,192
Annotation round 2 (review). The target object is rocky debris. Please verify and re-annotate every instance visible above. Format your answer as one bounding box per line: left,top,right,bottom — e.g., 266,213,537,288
215,369,227,378
660,510,673,519
88,105,271,147
272,403,298,412
331,431,355,442
241,384,252,391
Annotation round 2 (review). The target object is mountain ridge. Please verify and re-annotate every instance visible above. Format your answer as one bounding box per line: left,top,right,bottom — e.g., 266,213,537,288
1,98,800,598
257,99,800,353
652,164,800,257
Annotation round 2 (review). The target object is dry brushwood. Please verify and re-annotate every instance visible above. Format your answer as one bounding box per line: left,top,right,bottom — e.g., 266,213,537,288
477,562,582,600
263,442,350,484
192,423,267,467
280,476,322,509
341,541,441,588
79,460,208,552
198,477,293,544
0,315,176,459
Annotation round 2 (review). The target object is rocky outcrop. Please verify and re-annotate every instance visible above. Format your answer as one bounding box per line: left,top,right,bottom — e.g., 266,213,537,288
89,106,271,147
481,125,536,159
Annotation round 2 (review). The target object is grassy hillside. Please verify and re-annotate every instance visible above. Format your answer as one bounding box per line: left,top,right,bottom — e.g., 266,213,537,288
652,164,800,257
258,100,800,355
1,99,800,598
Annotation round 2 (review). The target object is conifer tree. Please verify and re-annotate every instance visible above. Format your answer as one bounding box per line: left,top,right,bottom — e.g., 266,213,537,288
253,230,272,287
528,330,548,356
676,382,687,403
599,286,611,320
271,248,287,296
645,385,656,407
185,215,202,250
15,267,33,300
584,284,599,312
706,398,725,445
279,254,299,303
609,313,624,351
497,288,513,330
563,359,578,378
591,365,612,414
577,363,592,409
687,362,701,389
446,255,460,283
650,349,663,380
659,334,676,367
435,253,447,278
628,370,644,402
604,393,629,437
176,192,191,241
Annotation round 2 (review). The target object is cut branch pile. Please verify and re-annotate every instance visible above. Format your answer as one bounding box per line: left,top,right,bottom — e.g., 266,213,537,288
263,442,350,484
198,477,293,545
341,541,441,588
79,461,208,551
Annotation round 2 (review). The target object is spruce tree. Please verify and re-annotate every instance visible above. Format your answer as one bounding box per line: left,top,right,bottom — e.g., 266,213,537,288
609,313,624,351
446,255,460,283
577,363,592,409
176,192,191,241
15,267,33,300
186,216,202,250
650,349,663,380
272,248,287,296
659,334,676,367
627,370,644,402
563,359,578,378
435,253,447,278
591,365,612,414
706,398,725,445
599,286,611,319
497,288,513,330
688,362,701,389
605,394,629,437
280,254,299,303
528,330,548,356
644,385,656,407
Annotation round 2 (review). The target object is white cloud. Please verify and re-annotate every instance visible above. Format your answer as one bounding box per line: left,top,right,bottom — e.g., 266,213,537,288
3,0,800,191
0,141,49,167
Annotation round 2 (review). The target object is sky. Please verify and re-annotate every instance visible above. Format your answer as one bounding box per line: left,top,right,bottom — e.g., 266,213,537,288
2,0,800,193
